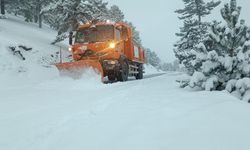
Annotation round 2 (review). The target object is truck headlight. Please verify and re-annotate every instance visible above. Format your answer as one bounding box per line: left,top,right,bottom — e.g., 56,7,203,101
109,42,116,49
68,47,73,52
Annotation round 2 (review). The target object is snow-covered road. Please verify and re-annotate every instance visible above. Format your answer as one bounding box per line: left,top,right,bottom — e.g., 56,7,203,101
1,71,250,150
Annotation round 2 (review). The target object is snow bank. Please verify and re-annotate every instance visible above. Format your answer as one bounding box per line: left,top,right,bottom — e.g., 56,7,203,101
0,15,103,89
36,68,103,90
144,64,163,75
0,15,58,74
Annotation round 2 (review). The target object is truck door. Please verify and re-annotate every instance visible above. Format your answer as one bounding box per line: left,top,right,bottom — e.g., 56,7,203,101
121,26,132,58
115,27,124,54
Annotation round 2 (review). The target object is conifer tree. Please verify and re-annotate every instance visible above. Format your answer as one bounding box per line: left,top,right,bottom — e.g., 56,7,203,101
6,0,52,27
44,0,108,44
125,21,142,46
34,0,52,28
184,0,250,102
174,0,221,74
175,0,221,22
145,48,161,69
109,5,124,22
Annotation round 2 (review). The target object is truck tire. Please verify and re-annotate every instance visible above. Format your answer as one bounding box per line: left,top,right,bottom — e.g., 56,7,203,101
117,58,129,82
135,64,143,80
108,74,116,81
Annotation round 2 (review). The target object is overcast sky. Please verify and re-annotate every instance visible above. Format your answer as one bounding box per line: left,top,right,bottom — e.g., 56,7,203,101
105,0,250,63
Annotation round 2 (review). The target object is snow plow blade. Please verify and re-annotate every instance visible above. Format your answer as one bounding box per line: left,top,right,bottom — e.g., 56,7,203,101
55,60,104,80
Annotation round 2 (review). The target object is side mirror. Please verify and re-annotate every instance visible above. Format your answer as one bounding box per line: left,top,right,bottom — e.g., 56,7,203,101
122,33,128,41
69,31,73,45
117,26,122,30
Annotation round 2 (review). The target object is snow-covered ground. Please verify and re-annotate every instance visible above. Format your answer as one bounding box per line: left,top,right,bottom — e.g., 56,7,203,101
1,15,250,150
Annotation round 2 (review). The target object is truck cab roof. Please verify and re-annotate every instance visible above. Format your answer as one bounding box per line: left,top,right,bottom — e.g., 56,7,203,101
78,21,130,30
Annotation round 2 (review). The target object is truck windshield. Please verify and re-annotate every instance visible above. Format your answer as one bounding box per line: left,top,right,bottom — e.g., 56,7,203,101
75,25,114,43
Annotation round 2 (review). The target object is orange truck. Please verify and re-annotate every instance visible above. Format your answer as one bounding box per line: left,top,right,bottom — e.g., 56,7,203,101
56,21,145,82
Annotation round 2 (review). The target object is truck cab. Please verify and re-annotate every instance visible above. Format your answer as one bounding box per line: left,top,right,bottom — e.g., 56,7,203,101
69,21,145,81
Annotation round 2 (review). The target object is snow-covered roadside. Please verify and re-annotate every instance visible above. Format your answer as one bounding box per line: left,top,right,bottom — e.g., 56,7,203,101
0,15,69,72
0,15,70,87
1,72,250,150
144,64,164,75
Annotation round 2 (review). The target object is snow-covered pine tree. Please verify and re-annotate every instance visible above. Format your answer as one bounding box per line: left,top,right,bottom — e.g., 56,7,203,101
125,21,142,46
86,0,109,21
160,60,180,72
44,0,109,44
34,0,53,28
174,19,206,74
6,0,52,26
175,0,221,22
42,0,64,30
187,0,250,102
144,48,151,64
145,48,161,69
174,0,221,75
5,0,19,16
7,0,33,22
149,51,161,68
50,0,85,44
21,1,34,22
108,5,124,22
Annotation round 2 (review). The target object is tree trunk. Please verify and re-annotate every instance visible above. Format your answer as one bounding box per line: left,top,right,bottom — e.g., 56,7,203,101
37,0,42,28
230,48,234,57
195,0,202,27
34,1,39,23
34,14,38,23
39,13,42,28
1,0,5,15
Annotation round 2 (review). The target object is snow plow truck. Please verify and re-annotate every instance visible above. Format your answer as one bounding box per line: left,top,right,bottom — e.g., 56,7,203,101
56,21,145,82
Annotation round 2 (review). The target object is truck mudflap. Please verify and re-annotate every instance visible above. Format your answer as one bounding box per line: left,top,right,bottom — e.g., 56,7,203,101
55,60,104,80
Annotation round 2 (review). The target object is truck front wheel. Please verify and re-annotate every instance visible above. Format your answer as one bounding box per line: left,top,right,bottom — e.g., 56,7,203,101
117,58,129,82
108,74,116,81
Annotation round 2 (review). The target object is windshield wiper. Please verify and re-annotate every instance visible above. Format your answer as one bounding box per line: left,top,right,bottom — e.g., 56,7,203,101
89,41,97,44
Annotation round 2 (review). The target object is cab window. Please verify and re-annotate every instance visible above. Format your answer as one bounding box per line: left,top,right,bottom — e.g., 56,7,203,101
115,28,121,41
